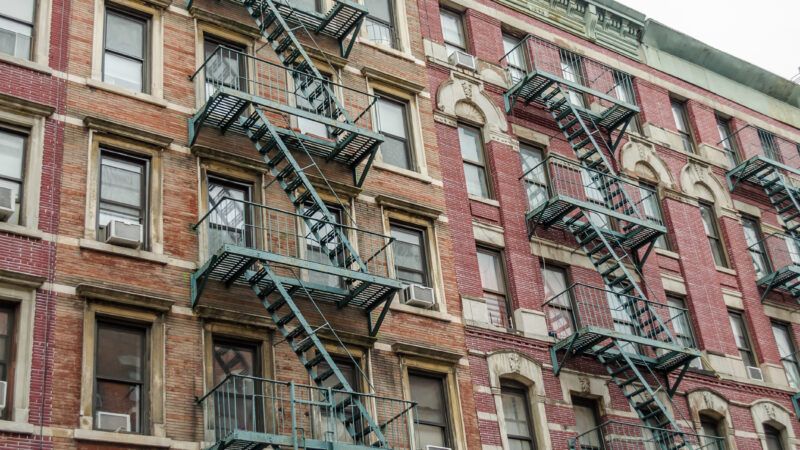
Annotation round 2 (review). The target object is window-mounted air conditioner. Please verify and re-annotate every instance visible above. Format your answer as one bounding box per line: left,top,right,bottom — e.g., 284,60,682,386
0,187,15,222
96,411,132,432
746,366,764,381
448,50,477,71
401,284,436,308
100,220,143,249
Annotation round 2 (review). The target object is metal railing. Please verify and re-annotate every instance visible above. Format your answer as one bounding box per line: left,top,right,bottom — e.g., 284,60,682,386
521,154,661,228
199,375,417,449
570,420,725,450
718,124,800,168
500,35,638,106
747,232,800,279
191,46,379,131
543,283,693,348
195,196,394,278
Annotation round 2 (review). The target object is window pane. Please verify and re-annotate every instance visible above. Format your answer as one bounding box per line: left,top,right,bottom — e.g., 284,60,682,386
96,323,145,382
305,205,344,287
699,205,717,239
0,17,32,59
542,266,567,300
380,135,411,169
366,18,393,47
293,0,320,12
729,313,756,367
95,380,141,433
391,225,427,285
477,249,504,293
0,129,24,179
365,0,392,23
439,9,464,49
0,179,22,225
212,340,258,384
772,324,800,388
0,1,36,23
458,125,483,162
0,308,13,382
417,423,447,447
377,98,407,138
463,163,489,198
101,156,144,207
105,12,145,58
765,425,784,450
671,100,689,133
204,41,246,91
573,401,601,448
410,374,446,424
501,388,532,438
104,52,143,92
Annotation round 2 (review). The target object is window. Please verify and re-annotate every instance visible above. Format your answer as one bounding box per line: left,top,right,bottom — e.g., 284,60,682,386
390,223,429,287
503,33,527,83
758,129,781,162
606,287,641,354
297,72,332,138
787,235,800,265
560,50,585,107
377,96,412,170
458,124,490,198
501,381,535,450
212,338,263,433
581,167,609,229
666,295,701,369
700,414,724,449
612,71,640,133
439,8,465,56
742,216,770,278
728,311,757,368
0,2,35,60
203,37,247,97
304,203,344,287
520,144,546,211
771,322,800,389
765,424,785,450
0,128,26,226
572,397,601,449
207,176,253,251
293,0,322,13
477,247,509,328
670,99,695,153
317,356,361,441
365,0,395,48
0,305,15,420
410,372,450,448
639,182,667,248
103,8,148,93
94,321,148,434
699,203,727,267
98,150,149,246
716,115,739,166
542,265,573,338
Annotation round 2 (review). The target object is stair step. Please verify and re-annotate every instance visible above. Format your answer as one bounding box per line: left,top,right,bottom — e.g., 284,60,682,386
627,386,647,398
267,149,286,167
635,397,657,411
266,296,287,313
567,128,586,141
574,137,592,150
619,375,638,387
283,175,305,193
314,368,335,384
601,264,621,278
294,337,316,354
267,25,285,42
304,352,326,369
276,311,297,327
275,35,294,53
610,364,631,377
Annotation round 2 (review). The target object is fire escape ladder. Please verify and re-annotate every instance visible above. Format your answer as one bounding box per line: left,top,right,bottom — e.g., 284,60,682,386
246,263,388,447
760,171,800,239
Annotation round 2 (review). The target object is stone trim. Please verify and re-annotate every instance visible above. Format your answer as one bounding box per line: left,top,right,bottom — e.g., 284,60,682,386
195,305,274,329
0,269,46,289
375,194,443,219
191,145,267,172
0,282,37,426
0,107,47,231
84,116,173,148
750,400,796,450
188,5,260,38
362,67,426,94
75,283,174,312
73,428,172,447
0,92,55,118
392,342,463,363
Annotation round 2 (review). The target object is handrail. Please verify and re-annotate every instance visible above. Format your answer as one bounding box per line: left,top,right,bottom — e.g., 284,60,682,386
542,282,683,314
572,420,726,449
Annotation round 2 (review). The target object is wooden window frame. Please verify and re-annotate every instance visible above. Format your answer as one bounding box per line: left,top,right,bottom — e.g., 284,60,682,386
698,202,728,268
477,246,510,328
389,221,431,287
409,370,451,448
500,380,536,449
376,94,414,171
728,310,757,368
102,6,150,94
670,98,695,153
458,123,492,199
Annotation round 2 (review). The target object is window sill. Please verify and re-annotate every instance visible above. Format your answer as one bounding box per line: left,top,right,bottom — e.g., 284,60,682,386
86,78,168,108
73,428,171,447
469,195,500,207
0,52,52,75
356,38,421,65
654,248,679,259
715,265,737,276
389,301,457,323
373,161,434,184
0,420,35,435
0,222,43,240
78,238,169,265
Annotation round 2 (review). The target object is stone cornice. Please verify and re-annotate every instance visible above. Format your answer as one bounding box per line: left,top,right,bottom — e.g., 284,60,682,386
392,342,464,363
0,268,46,289
375,194,444,219
84,116,173,148
361,67,426,94
76,283,174,312
0,92,55,117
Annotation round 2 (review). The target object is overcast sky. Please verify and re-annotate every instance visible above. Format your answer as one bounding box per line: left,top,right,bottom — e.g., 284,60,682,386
616,0,800,81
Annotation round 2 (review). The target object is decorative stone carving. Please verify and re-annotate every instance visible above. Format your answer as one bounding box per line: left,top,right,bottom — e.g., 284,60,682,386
619,139,675,188
751,400,795,447
436,74,508,135
679,161,734,209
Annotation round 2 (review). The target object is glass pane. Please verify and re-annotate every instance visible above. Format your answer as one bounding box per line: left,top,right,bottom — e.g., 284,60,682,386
410,374,446,423
365,18,393,47
509,439,533,450
671,101,688,133
204,42,245,91
212,341,257,383
0,1,36,23
458,125,483,163
380,135,411,170
391,225,426,284
786,236,800,265
293,0,320,12
104,52,143,92
542,267,567,300
298,116,329,138
439,9,464,49
573,402,600,447
100,156,143,207
639,186,661,221
96,323,145,382
0,129,24,179
305,205,344,287
501,389,531,438
105,12,144,58
416,423,446,448
365,0,392,23
464,163,489,198
484,292,506,327
208,179,250,249
765,426,784,450
377,98,407,138
477,249,504,293
699,205,717,238
0,17,32,59
95,380,141,433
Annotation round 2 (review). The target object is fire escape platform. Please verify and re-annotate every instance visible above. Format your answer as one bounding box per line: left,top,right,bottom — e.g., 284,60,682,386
253,0,368,42
208,430,386,450
726,155,800,188
505,70,639,131
757,264,800,300
190,87,383,169
191,243,403,311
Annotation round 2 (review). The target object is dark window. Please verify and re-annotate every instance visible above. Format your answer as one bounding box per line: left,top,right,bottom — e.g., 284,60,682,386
716,115,739,166
212,338,263,433
765,424,785,450
520,144,546,211
203,36,247,96
0,1,35,60
742,216,770,278
639,182,667,248
670,99,695,153
666,295,701,369
390,222,429,287
542,265,573,338
365,0,395,48
377,96,412,170
410,372,450,448
501,381,535,450
728,311,757,368
94,321,148,434
304,203,345,287
771,322,800,389
700,414,724,449
458,124,490,198
758,129,781,162
103,8,148,93
98,150,149,247
207,176,253,250
439,8,465,55
0,305,16,420
0,128,26,226
572,397,601,449
503,33,527,83
296,72,332,138
477,247,509,327
699,202,727,267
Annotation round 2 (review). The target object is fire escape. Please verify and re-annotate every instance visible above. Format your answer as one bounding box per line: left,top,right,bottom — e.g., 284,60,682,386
502,36,711,449
726,125,800,301
188,0,415,448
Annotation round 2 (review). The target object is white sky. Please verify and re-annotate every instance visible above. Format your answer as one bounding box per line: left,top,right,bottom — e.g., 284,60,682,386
616,0,800,81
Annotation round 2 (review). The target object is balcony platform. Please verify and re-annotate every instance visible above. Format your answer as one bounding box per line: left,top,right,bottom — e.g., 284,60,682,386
569,420,725,450
757,265,800,300
209,430,383,450
726,155,800,190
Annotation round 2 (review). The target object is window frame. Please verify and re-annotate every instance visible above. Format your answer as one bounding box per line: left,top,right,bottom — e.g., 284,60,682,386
665,295,702,369
389,221,431,288
92,318,150,434
364,0,397,49
0,303,17,421
502,32,528,83
758,128,782,162
715,115,739,166
728,310,757,368
698,202,728,268
409,370,452,448
670,98,695,153
771,322,800,389
458,123,492,199
572,396,602,448
302,201,346,288
500,380,536,450
541,264,575,337
96,148,150,248
207,174,255,249
202,35,249,95
376,94,414,171
0,126,28,226
102,6,150,94
0,1,36,60
638,181,667,249
741,215,771,278
439,7,466,55
477,246,511,328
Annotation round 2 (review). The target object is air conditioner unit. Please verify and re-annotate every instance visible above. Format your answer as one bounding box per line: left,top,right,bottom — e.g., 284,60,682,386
0,187,14,222
100,220,143,249
96,411,131,432
0,380,7,411
448,50,476,71
747,366,764,381
401,284,435,308
426,446,452,450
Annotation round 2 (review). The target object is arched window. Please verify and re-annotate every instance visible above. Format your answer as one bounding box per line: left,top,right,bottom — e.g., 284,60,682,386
764,424,785,450
699,413,724,449
500,380,535,450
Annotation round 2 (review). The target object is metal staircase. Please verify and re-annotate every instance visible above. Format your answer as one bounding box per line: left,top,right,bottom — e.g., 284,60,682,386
509,35,699,448
188,1,411,448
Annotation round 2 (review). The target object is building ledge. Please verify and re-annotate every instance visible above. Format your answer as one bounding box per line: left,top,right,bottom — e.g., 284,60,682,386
392,342,464,363
0,420,35,435
76,283,175,312
195,305,275,328
0,91,55,117
84,116,173,148
73,429,171,448
0,268,46,289
375,194,444,219
78,238,169,265
85,78,168,109
0,222,44,240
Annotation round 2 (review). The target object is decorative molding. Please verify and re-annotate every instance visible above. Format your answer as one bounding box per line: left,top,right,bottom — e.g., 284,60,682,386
375,194,444,218
187,4,261,38
678,161,734,209
619,138,675,189
0,92,55,117
192,145,268,172
436,73,508,135
75,283,174,312
195,305,275,329
362,67,426,94
392,342,463,363
84,116,173,148
0,269,46,289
